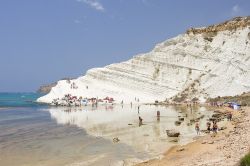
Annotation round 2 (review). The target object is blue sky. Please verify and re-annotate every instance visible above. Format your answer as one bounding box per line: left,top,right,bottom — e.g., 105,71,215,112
0,0,249,92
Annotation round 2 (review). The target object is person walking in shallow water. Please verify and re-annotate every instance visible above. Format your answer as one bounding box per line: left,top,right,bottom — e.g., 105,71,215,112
195,123,200,135
157,111,160,122
139,116,143,126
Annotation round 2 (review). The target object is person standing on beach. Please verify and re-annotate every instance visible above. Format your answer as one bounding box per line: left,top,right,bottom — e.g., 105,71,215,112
229,112,232,121
212,121,218,133
195,123,200,135
207,122,211,133
227,112,232,121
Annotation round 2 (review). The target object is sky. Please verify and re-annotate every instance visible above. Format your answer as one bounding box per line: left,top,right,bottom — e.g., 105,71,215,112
0,0,250,92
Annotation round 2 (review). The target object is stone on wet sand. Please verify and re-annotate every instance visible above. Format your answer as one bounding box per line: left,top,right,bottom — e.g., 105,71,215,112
169,138,179,142
113,137,120,143
175,121,181,125
208,141,214,144
190,119,195,123
176,148,185,152
179,117,184,121
220,126,227,130
166,130,180,137
199,115,205,119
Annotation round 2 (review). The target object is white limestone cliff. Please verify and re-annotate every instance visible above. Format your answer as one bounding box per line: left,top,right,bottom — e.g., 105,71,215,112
37,17,250,104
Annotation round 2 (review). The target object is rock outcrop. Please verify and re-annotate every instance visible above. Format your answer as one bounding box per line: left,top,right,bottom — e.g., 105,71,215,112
37,78,73,94
37,82,57,94
37,16,250,104
186,16,250,35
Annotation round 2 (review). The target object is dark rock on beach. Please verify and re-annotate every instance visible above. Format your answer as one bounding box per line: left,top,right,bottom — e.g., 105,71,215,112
175,121,182,125
179,117,185,121
113,137,120,143
166,130,180,137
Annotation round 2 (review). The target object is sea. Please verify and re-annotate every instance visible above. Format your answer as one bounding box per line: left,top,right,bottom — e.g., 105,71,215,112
0,93,214,166
0,92,43,107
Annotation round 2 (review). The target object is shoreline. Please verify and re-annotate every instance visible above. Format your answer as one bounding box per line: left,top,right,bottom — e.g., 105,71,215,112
136,106,250,166
0,107,11,111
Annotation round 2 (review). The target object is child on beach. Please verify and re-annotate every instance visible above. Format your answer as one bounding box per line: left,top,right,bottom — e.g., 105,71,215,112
195,123,200,135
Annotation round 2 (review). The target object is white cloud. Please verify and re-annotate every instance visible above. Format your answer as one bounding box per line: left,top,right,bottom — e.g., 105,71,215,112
232,5,239,13
77,0,105,12
231,5,241,16
74,19,81,24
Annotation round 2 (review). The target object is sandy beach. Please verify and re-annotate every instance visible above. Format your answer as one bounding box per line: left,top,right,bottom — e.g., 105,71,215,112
137,106,250,166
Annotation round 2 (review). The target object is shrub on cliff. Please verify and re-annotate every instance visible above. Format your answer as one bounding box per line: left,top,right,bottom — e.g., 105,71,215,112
240,152,250,166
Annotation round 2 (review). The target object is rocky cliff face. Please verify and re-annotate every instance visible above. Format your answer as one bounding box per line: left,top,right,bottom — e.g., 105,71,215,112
37,82,57,94
37,16,250,104
37,78,73,94
186,17,250,35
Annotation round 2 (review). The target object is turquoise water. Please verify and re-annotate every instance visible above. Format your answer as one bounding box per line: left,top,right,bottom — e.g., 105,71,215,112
0,92,43,107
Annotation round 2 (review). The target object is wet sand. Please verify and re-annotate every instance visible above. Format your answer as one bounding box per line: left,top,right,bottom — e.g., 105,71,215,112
137,107,250,166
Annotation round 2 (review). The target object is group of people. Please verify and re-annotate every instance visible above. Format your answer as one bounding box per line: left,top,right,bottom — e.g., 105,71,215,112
195,112,233,135
195,121,219,135
70,82,78,89
137,110,233,135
